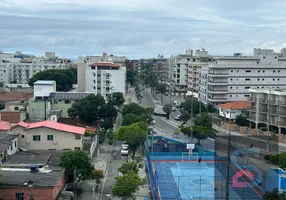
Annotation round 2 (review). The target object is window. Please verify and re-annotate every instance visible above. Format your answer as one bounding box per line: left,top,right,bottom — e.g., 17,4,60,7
257,87,259,88
93,87,96,90
262,87,264,88
237,70,239,72
91,66,95,70
244,95,250,97
258,70,260,72
230,95,232,97
230,87,232,89
245,79,250,81
273,79,275,81
263,70,265,72
33,135,41,141
64,100,71,104
231,70,233,72
21,135,25,138
273,70,276,73
75,147,81,150
263,56,265,59
245,70,251,72
230,78,233,81
278,70,280,73
258,79,260,81
16,192,24,200
14,140,17,147
75,134,81,140
14,106,19,111
47,135,53,141
245,87,250,89
262,78,264,81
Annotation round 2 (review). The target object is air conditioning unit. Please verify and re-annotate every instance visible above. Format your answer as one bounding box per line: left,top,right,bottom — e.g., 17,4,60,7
26,140,29,145
53,141,57,145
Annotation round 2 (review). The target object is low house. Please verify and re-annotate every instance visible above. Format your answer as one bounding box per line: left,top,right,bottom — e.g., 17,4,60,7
0,120,10,132
0,152,65,200
218,101,250,120
0,92,33,104
0,132,19,159
11,120,85,151
0,101,27,123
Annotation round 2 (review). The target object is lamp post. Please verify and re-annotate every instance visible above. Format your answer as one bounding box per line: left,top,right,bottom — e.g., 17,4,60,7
267,88,271,152
24,180,34,200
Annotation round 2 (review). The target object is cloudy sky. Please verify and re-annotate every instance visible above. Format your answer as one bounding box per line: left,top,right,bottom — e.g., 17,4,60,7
1,0,286,59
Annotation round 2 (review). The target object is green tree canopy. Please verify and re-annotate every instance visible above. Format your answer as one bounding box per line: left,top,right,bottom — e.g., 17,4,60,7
60,150,94,181
118,161,142,175
194,112,213,128
122,102,146,116
126,64,138,86
112,172,143,200
91,169,104,191
263,188,286,200
116,122,146,157
28,68,77,91
264,152,286,170
107,92,125,107
163,104,172,119
122,113,144,126
181,99,207,116
180,110,191,126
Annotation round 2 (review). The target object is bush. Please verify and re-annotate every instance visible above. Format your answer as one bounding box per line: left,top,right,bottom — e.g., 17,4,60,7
107,130,115,145
84,131,96,137
260,127,268,131
99,131,106,144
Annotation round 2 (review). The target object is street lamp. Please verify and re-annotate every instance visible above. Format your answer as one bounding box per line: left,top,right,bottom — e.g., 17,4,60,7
24,180,34,200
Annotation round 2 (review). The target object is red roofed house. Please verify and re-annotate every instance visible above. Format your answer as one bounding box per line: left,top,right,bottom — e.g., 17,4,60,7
218,101,250,120
0,120,11,132
77,61,126,99
10,120,85,151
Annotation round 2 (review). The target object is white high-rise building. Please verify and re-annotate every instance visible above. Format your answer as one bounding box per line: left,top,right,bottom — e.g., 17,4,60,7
0,52,74,85
77,62,126,99
207,48,286,106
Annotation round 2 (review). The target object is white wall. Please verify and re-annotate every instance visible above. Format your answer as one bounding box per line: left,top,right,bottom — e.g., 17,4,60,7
106,68,126,97
34,84,55,98
11,126,83,150
7,137,19,156
219,108,243,120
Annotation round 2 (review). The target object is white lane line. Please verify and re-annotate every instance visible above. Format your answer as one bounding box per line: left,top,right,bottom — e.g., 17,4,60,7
161,117,180,128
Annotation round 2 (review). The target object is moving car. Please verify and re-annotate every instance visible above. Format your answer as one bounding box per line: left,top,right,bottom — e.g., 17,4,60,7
174,115,181,121
121,146,129,156
153,106,167,116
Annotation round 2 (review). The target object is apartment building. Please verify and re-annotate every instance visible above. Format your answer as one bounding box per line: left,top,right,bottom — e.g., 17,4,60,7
248,88,286,135
77,62,126,99
198,68,209,105
78,52,127,67
0,52,74,85
207,48,286,106
169,49,212,94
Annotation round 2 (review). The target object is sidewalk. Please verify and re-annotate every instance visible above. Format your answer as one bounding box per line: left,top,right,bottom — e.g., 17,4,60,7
125,87,138,104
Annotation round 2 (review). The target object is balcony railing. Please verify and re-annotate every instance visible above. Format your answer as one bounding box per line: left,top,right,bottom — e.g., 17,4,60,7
209,97,228,100
248,97,257,102
259,108,267,113
208,72,228,75
258,117,267,122
279,110,286,116
208,80,228,83
247,116,256,121
279,121,286,126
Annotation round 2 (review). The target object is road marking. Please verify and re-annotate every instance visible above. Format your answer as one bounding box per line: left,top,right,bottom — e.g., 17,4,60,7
161,117,180,127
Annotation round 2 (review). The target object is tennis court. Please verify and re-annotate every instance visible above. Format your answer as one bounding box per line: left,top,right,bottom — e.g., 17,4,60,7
150,160,262,200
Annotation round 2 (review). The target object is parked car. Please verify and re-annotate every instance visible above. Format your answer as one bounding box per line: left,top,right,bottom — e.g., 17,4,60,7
174,115,181,121
121,146,129,156
122,141,129,148
172,106,176,111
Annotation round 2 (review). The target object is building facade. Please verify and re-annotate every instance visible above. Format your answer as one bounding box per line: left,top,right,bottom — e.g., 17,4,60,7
248,88,286,135
0,52,74,85
207,48,286,106
198,68,209,105
77,62,126,99
11,120,85,150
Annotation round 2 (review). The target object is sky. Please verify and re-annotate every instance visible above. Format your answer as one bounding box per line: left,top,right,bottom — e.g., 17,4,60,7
1,0,286,59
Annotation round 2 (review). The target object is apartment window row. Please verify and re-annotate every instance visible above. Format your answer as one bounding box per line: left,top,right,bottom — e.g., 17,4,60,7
230,70,281,73
33,135,53,141
230,78,281,81
229,94,250,97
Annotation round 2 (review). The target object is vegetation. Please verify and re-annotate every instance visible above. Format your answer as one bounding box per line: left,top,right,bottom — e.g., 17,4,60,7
180,99,207,116
60,150,94,181
264,152,286,170
156,82,168,103
118,161,143,175
112,172,143,200
28,68,77,91
91,169,104,191
107,130,115,145
263,188,286,200
116,122,147,158
126,66,138,86
180,110,191,126
181,113,217,144
68,94,117,125
122,103,154,125
163,104,172,119
107,92,125,107
235,114,248,126
0,82,4,87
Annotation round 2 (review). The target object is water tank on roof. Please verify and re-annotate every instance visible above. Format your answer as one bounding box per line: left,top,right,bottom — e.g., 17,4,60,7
29,164,39,173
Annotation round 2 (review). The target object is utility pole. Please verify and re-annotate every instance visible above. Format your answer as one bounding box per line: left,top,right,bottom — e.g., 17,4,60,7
225,110,231,200
267,88,271,152
74,169,77,200
44,96,47,120
190,88,193,142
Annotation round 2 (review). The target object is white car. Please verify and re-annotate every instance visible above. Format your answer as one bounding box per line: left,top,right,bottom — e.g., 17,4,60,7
122,141,129,148
121,146,129,156
172,106,176,111
174,115,181,121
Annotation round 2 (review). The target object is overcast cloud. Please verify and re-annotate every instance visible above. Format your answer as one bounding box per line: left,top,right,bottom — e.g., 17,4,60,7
1,0,286,59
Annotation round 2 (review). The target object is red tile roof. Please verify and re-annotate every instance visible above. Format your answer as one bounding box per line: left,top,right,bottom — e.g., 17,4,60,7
89,63,120,68
0,92,33,103
16,120,85,135
218,101,250,110
0,120,10,131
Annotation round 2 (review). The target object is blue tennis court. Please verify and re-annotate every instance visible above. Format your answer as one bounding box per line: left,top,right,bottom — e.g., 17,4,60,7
151,161,262,200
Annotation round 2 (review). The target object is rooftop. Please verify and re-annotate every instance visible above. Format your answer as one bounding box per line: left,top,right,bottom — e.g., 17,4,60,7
89,62,120,68
218,101,250,110
49,92,93,100
1,166,64,187
59,117,98,132
0,121,10,131
15,120,85,135
0,92,33,103
0,133,18,153
4,152,50,166
34,80,55,85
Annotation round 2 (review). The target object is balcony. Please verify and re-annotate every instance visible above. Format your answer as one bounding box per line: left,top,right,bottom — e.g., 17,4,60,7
208,72,228,77
259,108,267,113
248,97,257,102
279,110,286,116
259,99,279,105
208,97,228,102
278,121,286,126
207,89,228,94
269,110,278,115
258,117,267,122
247,116,256,121
208,80,228,86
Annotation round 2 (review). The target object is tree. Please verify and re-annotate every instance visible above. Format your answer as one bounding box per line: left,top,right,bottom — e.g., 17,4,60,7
122,103,145,116
264,152,286,170
107,92,125,107
126,64,138,86
60,150,94,181
194,112,213,128
112,172,143,200
180,110,191,126
68,94,115,125
181,99,207,116
118,161,142,175
235,114,248,126
28,68,76,91
122,113,144,126
91,169,104,191
163,104,172,119
116,122,146,158
156,82,168,103
263,188,286,200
